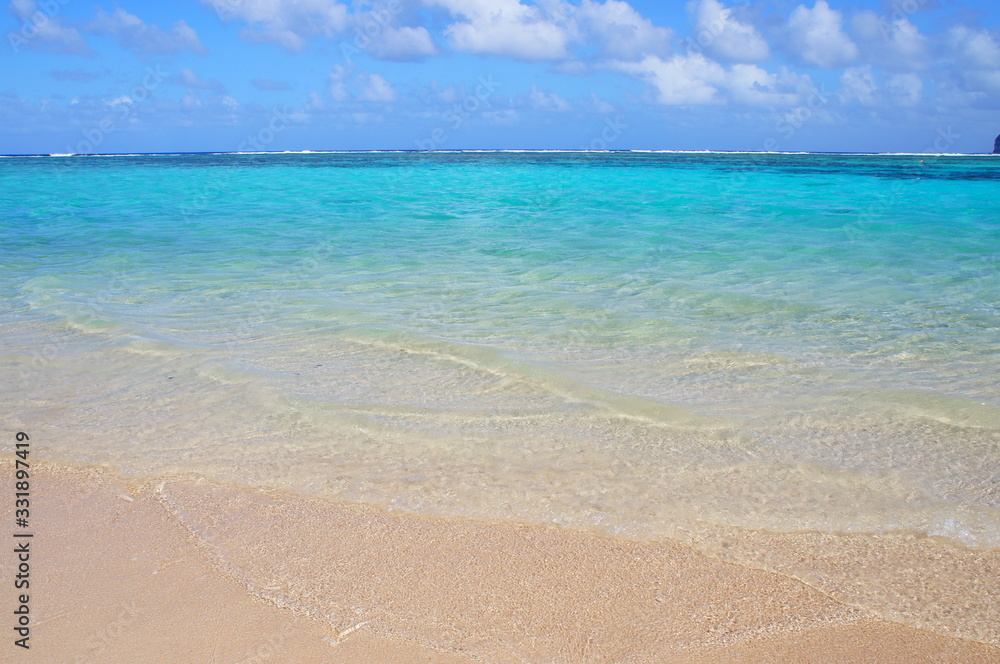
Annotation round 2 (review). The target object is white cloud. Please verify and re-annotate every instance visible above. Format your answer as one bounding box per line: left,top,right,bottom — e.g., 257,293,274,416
329,66,396,103
8,0,90,54
239,27,304,52
614,53,809,107
289,90,325,120
434,83,459,104
203,0,348,52
426,0,569,60
182,90,202,109
201,0,672,62
689,0,769,62
838,66,877,105
307,90,324,110
940,26,1000,100
177,67,226,93
886,73,922,105
726,64,808,106
205,0,433,60
552,60,591,75
425,0,672,61
89,6,206,55
358,73,396,102
180,68,207,88
585,93,615,114
787,0,857,68
947,25,1000,69
482,108,519,124
851,12,927,70
962,69,1000,94
329,64,351,101
366,25,437,61
614,54,724,105
837,68,925,107
574,0,672,59
528,84,571,111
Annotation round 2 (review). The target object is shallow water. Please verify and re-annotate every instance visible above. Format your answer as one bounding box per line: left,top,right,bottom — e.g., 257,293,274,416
2,152,999,638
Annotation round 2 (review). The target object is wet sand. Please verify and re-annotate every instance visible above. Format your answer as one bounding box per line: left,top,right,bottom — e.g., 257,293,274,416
2,461,998,663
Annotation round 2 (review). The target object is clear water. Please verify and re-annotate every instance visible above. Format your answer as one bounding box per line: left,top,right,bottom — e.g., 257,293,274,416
2,152,998,550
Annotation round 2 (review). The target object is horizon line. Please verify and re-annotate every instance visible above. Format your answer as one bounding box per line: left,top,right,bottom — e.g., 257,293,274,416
4,149,1000,158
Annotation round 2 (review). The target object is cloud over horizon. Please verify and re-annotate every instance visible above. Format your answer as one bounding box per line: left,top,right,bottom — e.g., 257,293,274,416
3,0,1000,153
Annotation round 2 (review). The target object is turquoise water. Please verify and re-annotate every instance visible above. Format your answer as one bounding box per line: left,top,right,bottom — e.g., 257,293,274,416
2,152,999,550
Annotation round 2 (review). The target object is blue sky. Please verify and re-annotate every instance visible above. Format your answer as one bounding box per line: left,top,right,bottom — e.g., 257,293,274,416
2,0,999,153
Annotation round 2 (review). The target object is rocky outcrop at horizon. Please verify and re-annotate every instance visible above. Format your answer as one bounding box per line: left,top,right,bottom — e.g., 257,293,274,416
994,134,1000,154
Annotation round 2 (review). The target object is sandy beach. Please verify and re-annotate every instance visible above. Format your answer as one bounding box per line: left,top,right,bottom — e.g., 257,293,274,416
3,461,997,663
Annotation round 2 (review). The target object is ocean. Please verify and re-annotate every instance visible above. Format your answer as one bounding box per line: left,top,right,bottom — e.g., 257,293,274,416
2,151,999,637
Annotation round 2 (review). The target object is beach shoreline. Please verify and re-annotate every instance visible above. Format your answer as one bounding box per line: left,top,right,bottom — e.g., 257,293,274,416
3,460,997,663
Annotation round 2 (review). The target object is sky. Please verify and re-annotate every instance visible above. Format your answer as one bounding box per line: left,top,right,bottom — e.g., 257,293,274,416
1,0,999,154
